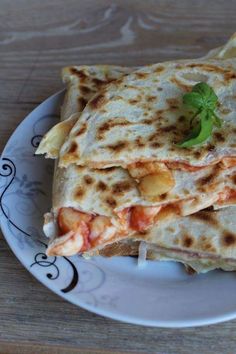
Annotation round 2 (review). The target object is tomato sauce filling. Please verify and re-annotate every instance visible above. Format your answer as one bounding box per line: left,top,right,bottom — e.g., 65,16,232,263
165,157,236,171
217,188,236,206
129,157,236,173
57,205,162,253
57,182,236,253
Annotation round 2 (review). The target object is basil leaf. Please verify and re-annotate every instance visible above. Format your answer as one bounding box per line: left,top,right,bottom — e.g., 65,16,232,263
183,92,204,110
177,110,213,148
192,82,218,110
177,82,222,148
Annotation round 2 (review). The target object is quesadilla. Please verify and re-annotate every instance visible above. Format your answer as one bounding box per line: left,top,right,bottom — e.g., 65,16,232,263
205,32,236,60
99,207,236,273
37,65,133,158
45,159,236,256
37,65,236,257
38,32,236,160
37,34,236,261
57,58,236,211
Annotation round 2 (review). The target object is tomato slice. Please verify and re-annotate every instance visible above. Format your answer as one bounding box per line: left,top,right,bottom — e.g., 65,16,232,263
58,207,92,235
217,188,236,205
221,157,236,169
129,206,161,231
90,216,112,240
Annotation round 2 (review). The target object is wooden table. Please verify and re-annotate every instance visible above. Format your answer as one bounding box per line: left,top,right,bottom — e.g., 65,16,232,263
1,1,236,353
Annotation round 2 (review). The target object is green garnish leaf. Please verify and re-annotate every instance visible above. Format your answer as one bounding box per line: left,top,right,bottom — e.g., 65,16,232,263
177,110,213,148
177,82,222,148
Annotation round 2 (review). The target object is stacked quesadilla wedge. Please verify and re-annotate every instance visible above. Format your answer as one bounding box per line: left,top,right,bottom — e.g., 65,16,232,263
37,33,236,273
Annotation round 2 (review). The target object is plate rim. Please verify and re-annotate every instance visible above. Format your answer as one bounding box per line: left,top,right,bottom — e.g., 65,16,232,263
1,90,236,328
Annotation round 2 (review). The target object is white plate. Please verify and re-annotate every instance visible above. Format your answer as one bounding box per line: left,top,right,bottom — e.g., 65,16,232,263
1,91,236,328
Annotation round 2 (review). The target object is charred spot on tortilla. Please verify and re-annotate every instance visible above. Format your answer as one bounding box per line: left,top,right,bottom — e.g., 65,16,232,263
141,103,153,111
186,63,228,75
170,77,191,91
76,123,87,136
107,141,128,152
89,94,107,110
97,122,110,138
83,175,94,185
200,235,207,242
128,98,139,105
92,78,105,86
135,72,149,79
155,109,165,116
231,175,236,184
182,234,194,248
220,107,232,115
141,119,153,125
154,66,165,73
77,97,87,110
112,95,123,101
150,141,161,149
135,137,145,148
222,231,236,247
74,186,85,199
224,71,236,81
114,78,123,86
183,189,190,195
70,67,87,82
178,115,186,123
75,165,85,173
148,132,159,142
97,181,107,191
111,181,132,194
213,132,225,143
197,172,216,188
190,211,219,228
97,119,132,140
201,242,216,253
79,85,93,95
159,125,176,133
68,141,78,154
146,95,157,103
158,193,168,201
206,143,216,152
193,151,202,159
105,197,117,208
166,98,180,109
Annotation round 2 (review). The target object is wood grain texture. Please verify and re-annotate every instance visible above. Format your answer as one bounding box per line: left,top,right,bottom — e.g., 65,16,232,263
1,0,236,353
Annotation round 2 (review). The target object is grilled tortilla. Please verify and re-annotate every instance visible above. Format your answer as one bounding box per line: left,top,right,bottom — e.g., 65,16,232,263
37,65,133,158
45,162,235,256
59,57,236,172
99,207,236,273
38,35,236,257
37,64,236,256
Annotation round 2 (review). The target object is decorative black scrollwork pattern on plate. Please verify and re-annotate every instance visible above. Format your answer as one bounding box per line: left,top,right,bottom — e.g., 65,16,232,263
31,135,43,148
0,157,38,240
30,252,79,293
31,253,59,280
0,156,79,293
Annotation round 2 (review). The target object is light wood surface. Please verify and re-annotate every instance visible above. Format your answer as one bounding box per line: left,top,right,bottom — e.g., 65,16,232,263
1,1,236,353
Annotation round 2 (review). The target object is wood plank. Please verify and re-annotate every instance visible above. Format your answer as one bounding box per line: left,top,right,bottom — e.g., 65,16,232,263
0,341,126,354
1,0,236,353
